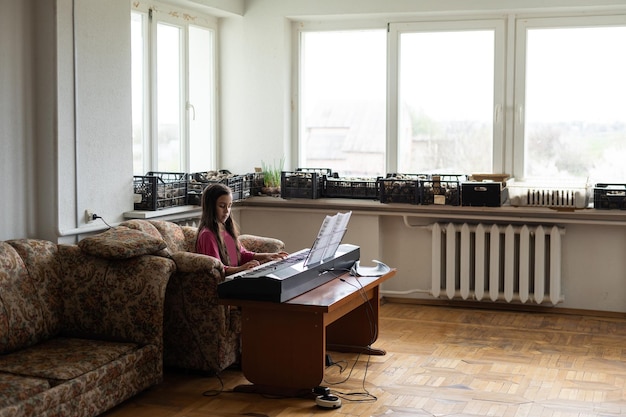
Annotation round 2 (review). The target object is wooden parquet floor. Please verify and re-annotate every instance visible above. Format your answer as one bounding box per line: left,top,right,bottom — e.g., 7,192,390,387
102,302,626,417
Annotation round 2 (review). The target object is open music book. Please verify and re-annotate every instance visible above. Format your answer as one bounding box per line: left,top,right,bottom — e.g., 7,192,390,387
303,211,352,267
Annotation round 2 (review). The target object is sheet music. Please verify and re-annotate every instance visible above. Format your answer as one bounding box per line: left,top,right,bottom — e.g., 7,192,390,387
304,211,352,266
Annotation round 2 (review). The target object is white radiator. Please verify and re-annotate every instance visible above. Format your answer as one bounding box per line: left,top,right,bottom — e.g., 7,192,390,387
431,223,564,305
172,218,201,227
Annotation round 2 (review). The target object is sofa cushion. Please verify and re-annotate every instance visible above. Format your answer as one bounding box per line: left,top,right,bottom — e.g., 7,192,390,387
78,226,166,259
118,219,165,241
147,220,191,253
0,342,161,417
0,241,60,354
5,240,64,343
0,338,137,382
0,373,50,409
57,244,174,348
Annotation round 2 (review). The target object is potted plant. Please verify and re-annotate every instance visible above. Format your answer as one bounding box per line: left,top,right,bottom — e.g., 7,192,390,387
261,157,284,196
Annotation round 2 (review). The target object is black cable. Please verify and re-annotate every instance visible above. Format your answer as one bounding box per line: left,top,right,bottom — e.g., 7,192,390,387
324,350,377,403
339,274,378,346
93,215,113,229
321,268,381,403
201,373,224,397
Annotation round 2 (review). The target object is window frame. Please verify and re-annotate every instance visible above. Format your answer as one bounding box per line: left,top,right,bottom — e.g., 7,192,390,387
387,18,507,174
291,19,389,172
513,13,626,180
293,10,626,180
131,1,218,175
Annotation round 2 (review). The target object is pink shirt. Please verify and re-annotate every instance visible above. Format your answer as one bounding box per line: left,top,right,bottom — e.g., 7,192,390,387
196,227,255,268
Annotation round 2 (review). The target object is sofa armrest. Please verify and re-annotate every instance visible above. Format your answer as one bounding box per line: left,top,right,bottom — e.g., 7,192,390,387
169,251,224,275
239,234,285,254
162,251,240,372
58,245,176,348
166,253,226,322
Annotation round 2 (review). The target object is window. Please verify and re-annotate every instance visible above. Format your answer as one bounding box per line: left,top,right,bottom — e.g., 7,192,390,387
390,21,504,175
516,17,626,182
296,13,626,182
298,29,386,176
131,3,217,175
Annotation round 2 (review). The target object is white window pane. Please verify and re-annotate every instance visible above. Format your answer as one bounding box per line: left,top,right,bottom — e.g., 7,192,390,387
157,23,182,172
300,30,386,176
525,26,626,182
398,30,494,174
188,25,214,173
131,12,145,175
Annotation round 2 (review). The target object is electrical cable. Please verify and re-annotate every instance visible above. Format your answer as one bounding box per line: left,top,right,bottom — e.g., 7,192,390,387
320,267,382,403
92,215,113,229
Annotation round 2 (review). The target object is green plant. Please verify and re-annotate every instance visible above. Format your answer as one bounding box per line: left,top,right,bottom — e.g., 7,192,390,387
261,157,284,188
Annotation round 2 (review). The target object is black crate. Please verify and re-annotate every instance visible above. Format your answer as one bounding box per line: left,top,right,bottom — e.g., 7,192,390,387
594,183,626,209
421,175,463,206
133,172,187,211
461,182,508,207
324,177,380,199
281,171,322,199
244,172,264,197
379,174,428,204
187,170,245,205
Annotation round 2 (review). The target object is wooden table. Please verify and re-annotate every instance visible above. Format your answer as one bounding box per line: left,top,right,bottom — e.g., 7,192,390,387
219,269,396,396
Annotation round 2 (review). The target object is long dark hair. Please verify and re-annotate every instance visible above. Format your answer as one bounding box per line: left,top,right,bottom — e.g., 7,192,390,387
196,183,240,265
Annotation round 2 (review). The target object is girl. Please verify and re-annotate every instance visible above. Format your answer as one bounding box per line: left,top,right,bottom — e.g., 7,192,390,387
196,183,288,275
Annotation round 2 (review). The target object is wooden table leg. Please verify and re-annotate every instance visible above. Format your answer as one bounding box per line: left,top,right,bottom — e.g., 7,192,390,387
326,287,386,355
236,306,325,394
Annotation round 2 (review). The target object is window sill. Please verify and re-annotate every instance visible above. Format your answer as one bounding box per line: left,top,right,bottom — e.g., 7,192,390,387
236,197,626,227
124,205,202,222
124,198,626,227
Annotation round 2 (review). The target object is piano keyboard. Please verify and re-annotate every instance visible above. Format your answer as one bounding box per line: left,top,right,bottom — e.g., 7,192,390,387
226,248,310,280
218,243,360,302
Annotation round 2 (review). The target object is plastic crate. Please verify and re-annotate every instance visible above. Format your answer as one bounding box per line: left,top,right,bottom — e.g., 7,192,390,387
133,172,187,211
187,170,245,205
324,177,380,199
281,171,322,199
378,174,428,204
244,172,264,197
421,175,464,206
594,183,626,210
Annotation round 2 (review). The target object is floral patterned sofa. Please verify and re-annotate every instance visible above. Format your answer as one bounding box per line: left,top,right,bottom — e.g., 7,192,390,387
0,229,176,417
120,219,285,374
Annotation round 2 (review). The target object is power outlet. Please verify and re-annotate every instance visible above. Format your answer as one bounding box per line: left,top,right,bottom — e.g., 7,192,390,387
85,209,95,223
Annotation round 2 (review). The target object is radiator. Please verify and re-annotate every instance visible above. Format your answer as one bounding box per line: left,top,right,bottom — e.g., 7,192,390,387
173,218,200,227
431,223,564,305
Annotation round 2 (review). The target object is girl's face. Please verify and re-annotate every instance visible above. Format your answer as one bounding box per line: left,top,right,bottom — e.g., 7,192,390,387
215,193,233,224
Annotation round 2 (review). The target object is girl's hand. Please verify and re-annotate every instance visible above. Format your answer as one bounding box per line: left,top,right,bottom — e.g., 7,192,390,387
242,260,260,270
267,251,289,261
252,251,289,265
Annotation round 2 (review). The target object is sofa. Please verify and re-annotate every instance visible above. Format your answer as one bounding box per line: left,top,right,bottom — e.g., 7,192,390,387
0,229,176,417
120,219,285,374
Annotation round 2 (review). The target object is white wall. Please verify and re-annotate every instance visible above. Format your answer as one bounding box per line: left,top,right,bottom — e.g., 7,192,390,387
0,0,36,239
235,206,626,313
0,0,131,242
71,0,133,236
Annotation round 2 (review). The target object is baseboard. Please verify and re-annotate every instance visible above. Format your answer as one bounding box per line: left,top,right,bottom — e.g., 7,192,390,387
381,296,626,319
